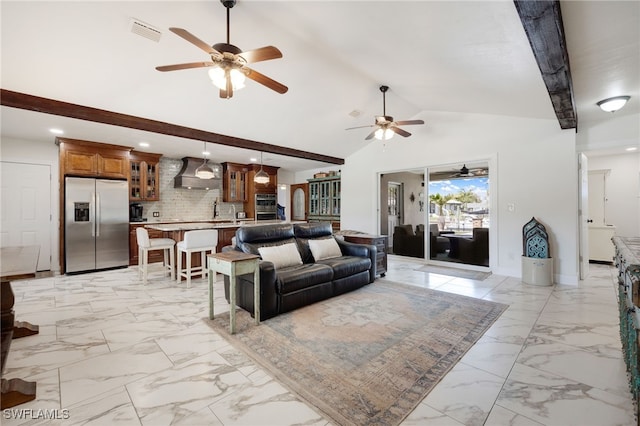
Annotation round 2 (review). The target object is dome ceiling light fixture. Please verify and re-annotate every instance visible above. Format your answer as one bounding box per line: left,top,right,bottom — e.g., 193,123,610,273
597,96,631,113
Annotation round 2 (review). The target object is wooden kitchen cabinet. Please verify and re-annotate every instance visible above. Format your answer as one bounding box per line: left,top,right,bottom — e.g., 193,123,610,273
222,162,248,202
58,138,130,179
218,226,241,249
129,151,162,201
129,224,164,265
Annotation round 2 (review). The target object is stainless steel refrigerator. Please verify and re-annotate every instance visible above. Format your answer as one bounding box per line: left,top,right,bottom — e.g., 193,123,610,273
65,177,129,273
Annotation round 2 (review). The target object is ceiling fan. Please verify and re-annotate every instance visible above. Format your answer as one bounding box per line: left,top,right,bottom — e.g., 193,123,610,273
452,165,488,178
346,85,425,140
155,0,288,99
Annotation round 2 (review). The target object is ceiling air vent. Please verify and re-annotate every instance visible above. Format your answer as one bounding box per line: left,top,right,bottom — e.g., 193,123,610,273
129,18,161,42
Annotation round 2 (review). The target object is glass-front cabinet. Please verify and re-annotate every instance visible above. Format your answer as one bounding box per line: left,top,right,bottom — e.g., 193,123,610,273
222,162,248,202
129,151,161,201
307,175,340,229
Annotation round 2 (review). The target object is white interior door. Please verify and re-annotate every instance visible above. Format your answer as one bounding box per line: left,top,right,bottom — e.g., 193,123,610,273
0,161,52,270
578,153,589,280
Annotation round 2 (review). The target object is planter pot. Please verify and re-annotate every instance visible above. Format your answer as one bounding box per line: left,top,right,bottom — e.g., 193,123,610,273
522,256,553,286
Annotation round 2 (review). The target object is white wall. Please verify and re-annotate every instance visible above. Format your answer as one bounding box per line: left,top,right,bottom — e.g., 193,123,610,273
339,112,578,284
0,137,61,271
587,152,640,237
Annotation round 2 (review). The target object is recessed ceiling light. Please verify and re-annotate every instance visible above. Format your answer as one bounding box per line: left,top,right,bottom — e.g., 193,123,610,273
203,150,210,156
626,147,638,152
249,157,258,162
49,128,64,135
138,142,150,147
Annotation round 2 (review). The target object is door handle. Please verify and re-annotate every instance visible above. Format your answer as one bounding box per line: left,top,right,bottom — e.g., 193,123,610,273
90,192,96,237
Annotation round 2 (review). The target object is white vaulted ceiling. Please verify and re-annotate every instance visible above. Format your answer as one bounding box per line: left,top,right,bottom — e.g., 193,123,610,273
1,1,638,170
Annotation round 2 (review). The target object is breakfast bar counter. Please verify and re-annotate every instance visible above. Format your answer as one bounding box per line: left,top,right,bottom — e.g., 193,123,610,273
141,220,305,277
144,219,300,232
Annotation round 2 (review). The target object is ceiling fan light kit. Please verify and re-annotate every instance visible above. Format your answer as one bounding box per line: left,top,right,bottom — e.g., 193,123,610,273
155,0,287,99
209,67,246,91
596,95,630,113
346,85,425,141
375,127,394,140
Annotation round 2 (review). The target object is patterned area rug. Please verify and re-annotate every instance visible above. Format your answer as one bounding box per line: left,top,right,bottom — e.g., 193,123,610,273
206,280,507,425
417,264,492,281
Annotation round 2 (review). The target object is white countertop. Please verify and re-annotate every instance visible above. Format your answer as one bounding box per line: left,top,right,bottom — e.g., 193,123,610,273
145,220,303,232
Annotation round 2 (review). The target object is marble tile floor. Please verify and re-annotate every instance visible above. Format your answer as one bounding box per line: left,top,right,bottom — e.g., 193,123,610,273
2,256,635,425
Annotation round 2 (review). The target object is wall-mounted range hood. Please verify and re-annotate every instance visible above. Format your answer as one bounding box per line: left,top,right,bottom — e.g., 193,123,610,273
174,157,222,190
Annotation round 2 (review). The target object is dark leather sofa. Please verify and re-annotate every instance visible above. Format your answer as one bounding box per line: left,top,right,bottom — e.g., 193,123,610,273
224,222,376,321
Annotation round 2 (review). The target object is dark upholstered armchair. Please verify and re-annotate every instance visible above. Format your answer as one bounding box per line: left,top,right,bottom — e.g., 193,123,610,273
429,224,452,257
392,225,424,258
457,227,489,266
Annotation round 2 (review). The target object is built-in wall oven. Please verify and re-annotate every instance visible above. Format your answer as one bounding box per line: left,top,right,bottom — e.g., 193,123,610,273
255,193,277,221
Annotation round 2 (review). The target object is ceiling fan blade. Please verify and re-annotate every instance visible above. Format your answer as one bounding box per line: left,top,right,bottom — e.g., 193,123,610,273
169,27,218,55
365,129,377,140
155,61,215,72
394,119,425,126
345,125,375,130
238,46,283,64
245,67,288,94
391,126,411,137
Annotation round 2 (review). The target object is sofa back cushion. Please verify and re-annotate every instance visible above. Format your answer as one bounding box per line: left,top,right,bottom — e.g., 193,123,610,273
309,237,342,261
293,222,335,263
236,223,295,254
293,222,333,239
258,243,303,269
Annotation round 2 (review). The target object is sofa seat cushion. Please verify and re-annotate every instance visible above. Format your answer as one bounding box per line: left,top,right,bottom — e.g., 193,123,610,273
317,256,372,280
276,263,333,295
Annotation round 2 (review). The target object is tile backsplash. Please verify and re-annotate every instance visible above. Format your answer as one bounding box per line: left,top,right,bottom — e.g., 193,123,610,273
137,157,242,222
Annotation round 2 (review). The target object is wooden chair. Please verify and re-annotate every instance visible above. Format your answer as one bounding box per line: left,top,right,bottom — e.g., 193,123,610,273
136,227,175,285
177,229,218,288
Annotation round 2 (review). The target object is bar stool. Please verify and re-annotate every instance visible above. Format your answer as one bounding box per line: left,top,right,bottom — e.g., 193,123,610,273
177,229,218,288
136,227,175,285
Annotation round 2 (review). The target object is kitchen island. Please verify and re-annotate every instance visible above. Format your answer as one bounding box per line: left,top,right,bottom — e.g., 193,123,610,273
137,220,305,277
145,219,303,249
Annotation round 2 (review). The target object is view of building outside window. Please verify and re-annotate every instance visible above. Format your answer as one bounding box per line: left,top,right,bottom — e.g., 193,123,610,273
428,177,489,232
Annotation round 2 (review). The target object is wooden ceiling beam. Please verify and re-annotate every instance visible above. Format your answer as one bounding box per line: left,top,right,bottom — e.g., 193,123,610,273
514,0,577,130
0,89,345,165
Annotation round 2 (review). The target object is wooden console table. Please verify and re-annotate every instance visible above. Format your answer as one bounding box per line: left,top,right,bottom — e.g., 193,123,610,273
1,245,40,409
207,251,260,334
343,234,388,277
